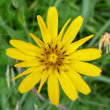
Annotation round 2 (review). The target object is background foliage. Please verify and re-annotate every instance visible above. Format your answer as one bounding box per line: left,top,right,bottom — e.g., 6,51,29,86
0,0,110,110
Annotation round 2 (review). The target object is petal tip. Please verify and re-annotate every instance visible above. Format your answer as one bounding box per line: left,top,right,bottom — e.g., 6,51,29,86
37,15,41,20
9,39,15,44
91,34,94,37
29,32,32,36
85,90,91,95
6,48,9,55
72,95,78,101
49,6,57,10
18,86,25,93
51,101,59,106
78,16,83,21
9,40,12,44
86,87,91,95
6,48,12,57
11,78,14,81
14,64,18,67
98,70,102,76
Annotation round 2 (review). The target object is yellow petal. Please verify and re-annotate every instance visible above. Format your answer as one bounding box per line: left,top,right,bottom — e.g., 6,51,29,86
71,61,102,76
56,70,78,101
10,40,41,56
29,33,45,47
37,72,48,94
47,7,58,41
12,67,34,80
70,48,101,61
62,16,83,45
57,18,71,41
67,67,91,95
18,72,41,93
48,73,59,106
66,34,94,54
6,48,35,61
37,15,51,43
14,60,40,67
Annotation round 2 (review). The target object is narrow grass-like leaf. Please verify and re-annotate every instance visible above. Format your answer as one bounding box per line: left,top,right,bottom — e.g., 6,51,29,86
80,0,95,31
90,75,110,84
88,19,110,47
0,17,24,40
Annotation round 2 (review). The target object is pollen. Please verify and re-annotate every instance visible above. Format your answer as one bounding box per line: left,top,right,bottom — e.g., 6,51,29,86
48,53,58,63
40,43,67,69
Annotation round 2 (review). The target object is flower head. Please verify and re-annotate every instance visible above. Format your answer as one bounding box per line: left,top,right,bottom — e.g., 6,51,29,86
6,7,102,106
99,32,110,53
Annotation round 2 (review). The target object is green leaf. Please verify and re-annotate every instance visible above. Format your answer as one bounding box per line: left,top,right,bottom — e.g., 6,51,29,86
23,93,34,110
88,19,110,47
0,17,24,40
11,0,19,8
90,75,110,84
80,0,95,31
0,89,10,110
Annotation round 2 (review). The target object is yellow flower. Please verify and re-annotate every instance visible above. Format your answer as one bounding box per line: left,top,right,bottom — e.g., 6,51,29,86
6,7,102,106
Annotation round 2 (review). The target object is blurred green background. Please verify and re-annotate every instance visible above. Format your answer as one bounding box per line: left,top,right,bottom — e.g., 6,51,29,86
0,0,110,110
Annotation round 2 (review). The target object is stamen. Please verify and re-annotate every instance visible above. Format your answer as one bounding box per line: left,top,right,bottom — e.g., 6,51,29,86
52,48,54,52
45,63,48,65
42,68,45,73
44,48,46,51
55,44,57,49
60,46,64,50
48,44,51,49
47,52,50,54
58,63,61,66
40,60,44,62
62,51,66,54
39,42,67,69
41,53,44,56
64,55,68,57
60,57,64,59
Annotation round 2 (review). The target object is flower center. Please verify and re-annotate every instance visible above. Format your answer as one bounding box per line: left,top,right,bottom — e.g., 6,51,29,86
48,53,58,63
38,43,70,70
